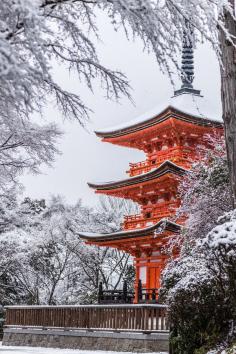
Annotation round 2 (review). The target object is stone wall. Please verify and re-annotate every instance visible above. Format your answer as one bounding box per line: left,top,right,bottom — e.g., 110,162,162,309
3,328,169,353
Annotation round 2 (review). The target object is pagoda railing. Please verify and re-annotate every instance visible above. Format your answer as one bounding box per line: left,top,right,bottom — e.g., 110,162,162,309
4,304,169,333
139,288,159,302
127,160,151,176
127,147,195,176
98,281,134,304
123,202,178,230
98,281,160,305
137,280,159,303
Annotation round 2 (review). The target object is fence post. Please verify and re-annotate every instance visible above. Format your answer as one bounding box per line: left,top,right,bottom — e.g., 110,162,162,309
138,279,142,303
123,279,127,303
98,282,103,304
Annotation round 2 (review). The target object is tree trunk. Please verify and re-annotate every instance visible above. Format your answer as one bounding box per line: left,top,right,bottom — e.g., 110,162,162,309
220,3,236,207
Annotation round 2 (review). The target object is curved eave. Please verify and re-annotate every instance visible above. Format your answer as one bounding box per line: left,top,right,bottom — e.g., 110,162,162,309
95,106,223,139
79,219,181,243
88,160,186,191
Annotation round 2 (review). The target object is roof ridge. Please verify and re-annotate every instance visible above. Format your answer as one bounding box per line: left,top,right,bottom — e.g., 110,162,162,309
95,105,223,139
88,160,186,190
79,218,182,242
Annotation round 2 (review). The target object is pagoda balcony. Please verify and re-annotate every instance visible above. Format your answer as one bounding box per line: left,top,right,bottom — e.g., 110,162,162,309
127,147,195,176
123,203,178,230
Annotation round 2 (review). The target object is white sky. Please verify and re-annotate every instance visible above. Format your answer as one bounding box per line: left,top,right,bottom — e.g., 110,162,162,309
21,11,222,207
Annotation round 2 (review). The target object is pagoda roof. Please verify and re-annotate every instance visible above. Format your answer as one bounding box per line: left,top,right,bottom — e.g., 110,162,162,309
79,219,181,243
95,94,223,139
88,160,186,191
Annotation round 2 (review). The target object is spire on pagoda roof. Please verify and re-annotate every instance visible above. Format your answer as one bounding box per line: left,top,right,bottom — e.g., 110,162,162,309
93,21,222,143
174,21,201,97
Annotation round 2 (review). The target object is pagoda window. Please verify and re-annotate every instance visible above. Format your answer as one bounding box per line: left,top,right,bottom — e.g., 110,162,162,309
146,212,152,219
150,197,157,204
156,143,162,151
141,198,148,205
151,159,156,165
139,267,147,283
164,193,170,201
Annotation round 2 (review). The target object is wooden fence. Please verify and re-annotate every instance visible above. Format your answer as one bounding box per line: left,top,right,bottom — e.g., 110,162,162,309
5,304,169,333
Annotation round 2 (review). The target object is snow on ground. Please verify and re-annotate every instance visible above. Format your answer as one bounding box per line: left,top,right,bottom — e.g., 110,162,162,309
0,344,168,354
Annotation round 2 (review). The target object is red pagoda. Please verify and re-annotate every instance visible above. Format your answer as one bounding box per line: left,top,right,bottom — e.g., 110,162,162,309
79,37,223,302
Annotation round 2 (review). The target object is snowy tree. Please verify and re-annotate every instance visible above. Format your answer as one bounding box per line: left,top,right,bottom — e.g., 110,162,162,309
0,0,131,126
161,210,236,353
174,134,231,251
72,196,138,303
4,196,95,305
91,196,139,233
0,114,61,193
158,134,236,353
14,197,85,305
0,195,136,305
0,0,134,192
219,0,236,207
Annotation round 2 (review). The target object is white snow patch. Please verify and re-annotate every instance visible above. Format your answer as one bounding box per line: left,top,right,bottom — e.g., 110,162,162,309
0,344,167,354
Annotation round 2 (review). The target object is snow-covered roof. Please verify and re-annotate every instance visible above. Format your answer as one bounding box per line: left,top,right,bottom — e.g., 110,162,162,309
88,160,186,190
95,93,223,137
79,218,181,242
170,93,222,122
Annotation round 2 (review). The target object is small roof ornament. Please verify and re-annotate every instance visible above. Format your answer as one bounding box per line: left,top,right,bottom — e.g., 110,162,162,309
174,21,201,97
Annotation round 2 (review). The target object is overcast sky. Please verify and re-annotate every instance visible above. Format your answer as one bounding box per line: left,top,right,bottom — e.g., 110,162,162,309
21,11,222,207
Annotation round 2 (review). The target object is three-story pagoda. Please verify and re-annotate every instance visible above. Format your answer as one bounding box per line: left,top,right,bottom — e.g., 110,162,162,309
79,38,223,302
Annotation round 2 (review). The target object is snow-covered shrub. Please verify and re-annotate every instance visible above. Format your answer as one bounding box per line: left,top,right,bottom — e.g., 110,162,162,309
161,210,236,354
160,134,236,353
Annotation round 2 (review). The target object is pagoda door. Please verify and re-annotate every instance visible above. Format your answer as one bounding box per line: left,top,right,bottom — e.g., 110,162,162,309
149,267,161,290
